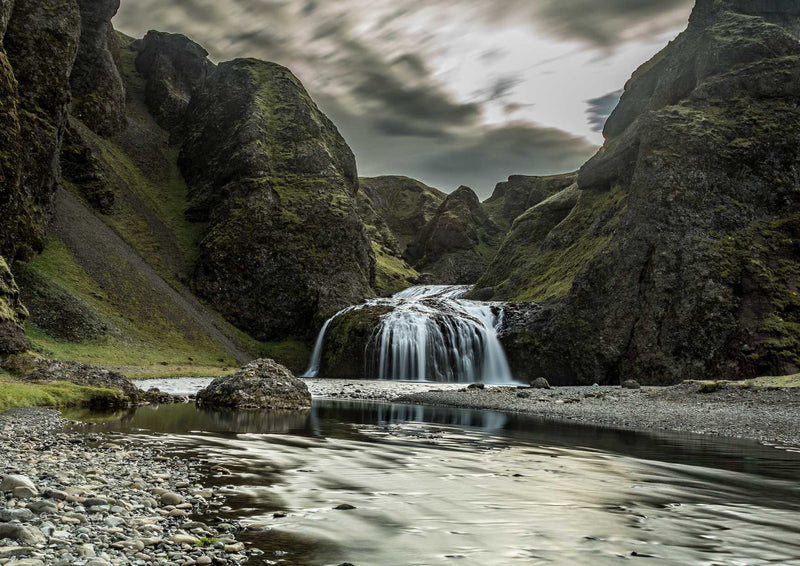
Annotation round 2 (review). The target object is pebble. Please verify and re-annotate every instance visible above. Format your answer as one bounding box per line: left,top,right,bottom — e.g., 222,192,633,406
0,408,249,566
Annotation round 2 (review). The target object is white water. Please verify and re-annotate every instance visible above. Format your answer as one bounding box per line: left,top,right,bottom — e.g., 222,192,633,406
302,285,514,383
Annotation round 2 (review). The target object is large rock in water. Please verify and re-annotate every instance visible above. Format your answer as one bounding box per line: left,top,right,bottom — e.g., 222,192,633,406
196,359,311,409
494,0,800,385
180,58,374,340
405,186,503,284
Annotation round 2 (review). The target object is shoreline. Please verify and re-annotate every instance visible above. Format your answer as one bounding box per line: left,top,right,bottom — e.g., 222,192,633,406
0,408,260,566
303,379,800,447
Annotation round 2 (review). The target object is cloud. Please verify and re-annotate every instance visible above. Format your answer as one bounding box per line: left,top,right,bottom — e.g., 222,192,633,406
585,89,623,133
112,0,687,194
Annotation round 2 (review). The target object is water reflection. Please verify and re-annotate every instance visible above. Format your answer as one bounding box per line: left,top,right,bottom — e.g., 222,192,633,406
74,401,800,566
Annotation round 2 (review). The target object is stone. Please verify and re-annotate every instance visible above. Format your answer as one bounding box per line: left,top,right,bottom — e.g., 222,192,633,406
6,560,44,566
0,524,46,545
160,492,184,506
0,547,35,559
622,380,642,390
171,534,199,545
196,359,311,410
0,508,34,521
0,475,36,493
531,378,551,389
333,504,356,510
12,486,38,499
25,501,56,514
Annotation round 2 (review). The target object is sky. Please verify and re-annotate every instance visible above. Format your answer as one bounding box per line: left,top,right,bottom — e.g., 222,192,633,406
114,0,695,198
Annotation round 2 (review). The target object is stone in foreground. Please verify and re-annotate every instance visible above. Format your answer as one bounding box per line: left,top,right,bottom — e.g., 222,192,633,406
196,359,311,410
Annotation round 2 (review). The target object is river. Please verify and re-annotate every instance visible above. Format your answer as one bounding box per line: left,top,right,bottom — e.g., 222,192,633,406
73,399,800,565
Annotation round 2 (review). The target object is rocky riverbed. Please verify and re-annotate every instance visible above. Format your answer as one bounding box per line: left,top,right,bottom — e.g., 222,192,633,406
0,408,261,565
395,382,800,447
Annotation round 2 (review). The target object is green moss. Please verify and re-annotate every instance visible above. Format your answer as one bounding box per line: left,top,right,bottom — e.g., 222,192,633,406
23,237,237,374
372,242,418,296
0,378,127,411
493,184,625,301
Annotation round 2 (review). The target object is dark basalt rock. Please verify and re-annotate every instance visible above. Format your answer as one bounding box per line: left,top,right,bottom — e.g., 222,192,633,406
135,30,214,135
406,186,502,284
496,0,800,385
182,58,374,340
484,173,577,228
318,304,394,379
0,256,29,355
196,359,311,410
0,0,81,262
59,120,115,213
2,0,81,257
69,0,126,136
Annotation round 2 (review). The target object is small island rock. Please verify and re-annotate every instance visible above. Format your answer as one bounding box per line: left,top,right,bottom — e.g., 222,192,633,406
196,359,311,410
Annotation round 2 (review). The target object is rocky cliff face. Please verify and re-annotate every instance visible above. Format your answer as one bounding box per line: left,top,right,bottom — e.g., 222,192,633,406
405,186,503,284
483,173,577,229
0,257,28,355
497,0,800,384
178,58,374,340
70,0,126,136
134,30,212,135
1,0,81,261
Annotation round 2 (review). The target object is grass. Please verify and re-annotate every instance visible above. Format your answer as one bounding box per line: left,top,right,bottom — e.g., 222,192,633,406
372,241,418,296
690,374,800,391
0,377,127,411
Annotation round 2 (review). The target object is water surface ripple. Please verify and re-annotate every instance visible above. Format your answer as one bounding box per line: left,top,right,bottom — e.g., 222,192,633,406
78,401,800,566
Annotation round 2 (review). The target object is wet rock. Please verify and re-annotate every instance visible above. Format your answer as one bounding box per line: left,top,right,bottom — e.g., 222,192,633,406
467,383,486,390
196,359,311,410
333,504,357,510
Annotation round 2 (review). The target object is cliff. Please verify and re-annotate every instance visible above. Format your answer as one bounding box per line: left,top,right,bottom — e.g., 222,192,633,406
494,0,800,384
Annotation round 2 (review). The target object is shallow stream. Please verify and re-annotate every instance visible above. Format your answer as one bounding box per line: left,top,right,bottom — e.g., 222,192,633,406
73,398,800,565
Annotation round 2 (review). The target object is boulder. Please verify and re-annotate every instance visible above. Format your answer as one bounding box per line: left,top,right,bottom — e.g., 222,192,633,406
622,380,642,390
0,257,29,355
0,524,45,546
196,359,311,410
530,377,551,389
0,475,36,493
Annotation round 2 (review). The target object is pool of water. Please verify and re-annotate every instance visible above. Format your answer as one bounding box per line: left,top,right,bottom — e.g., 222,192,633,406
72,401,800,565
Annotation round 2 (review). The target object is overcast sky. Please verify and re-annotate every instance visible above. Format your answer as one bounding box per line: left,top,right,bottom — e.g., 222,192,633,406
114,0,694,197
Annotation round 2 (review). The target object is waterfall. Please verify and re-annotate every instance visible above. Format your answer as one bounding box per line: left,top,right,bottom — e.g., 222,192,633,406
302,285,514,383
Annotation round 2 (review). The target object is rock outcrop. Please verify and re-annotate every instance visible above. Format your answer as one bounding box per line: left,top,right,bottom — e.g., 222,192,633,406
180,58,374,340
134,30,213,135
69,0,126,135
406,186,502,284
495,0,800,385
358,176,445,294
0,257,28,355
483,173,577,229
196,359,311,409
1,0,81,260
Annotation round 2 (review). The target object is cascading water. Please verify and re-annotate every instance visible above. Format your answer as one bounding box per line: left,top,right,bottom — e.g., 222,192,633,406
302,285,514,383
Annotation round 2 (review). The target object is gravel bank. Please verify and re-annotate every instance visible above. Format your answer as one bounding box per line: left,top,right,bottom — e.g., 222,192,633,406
0,408,261,565
392,382,800,446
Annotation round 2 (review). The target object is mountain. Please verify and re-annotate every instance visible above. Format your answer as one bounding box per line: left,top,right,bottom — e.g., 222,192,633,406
493,0,800,384
0,0,376,374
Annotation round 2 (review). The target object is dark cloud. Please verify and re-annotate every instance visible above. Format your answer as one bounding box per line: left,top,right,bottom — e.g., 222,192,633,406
586,89,623,133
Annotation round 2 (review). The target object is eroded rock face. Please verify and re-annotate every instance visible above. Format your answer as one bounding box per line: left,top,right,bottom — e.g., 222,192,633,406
69,0,126,135
0,256,29,355
405,186,503,284
182,59,374,340
484,173,577,229
135,31,213,134
497,0,800,384
196,359,311,409
3,0,81,256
